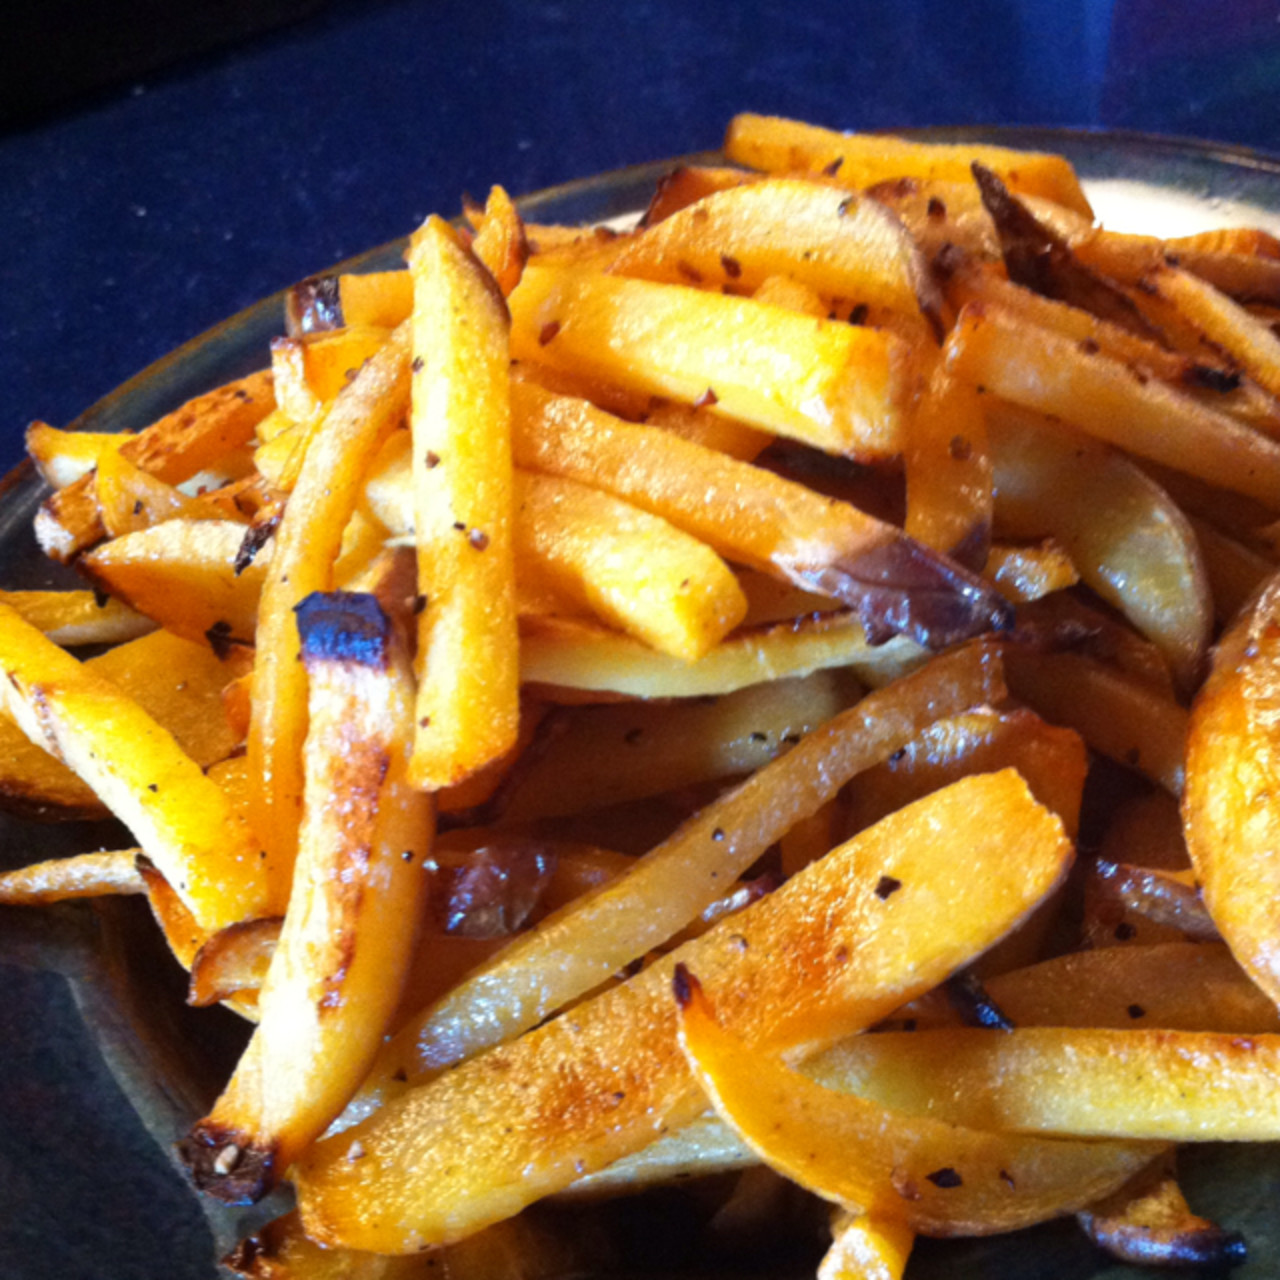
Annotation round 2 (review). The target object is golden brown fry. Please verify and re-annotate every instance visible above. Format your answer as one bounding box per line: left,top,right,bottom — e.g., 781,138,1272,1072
1184,569,1280,1005
984,540,1079,603
339,643,1003,1118
0,608,264,931
188,918,284,1007
297,770,1074,1251
724,113,1094,215
407,217,519,789
0,588,153,646
247,326,410,902
677,970,1158,1237
466,184,530,297
182,592,432,1203
947,303,1280,506
820,1211,914,1280
34,371,274,562
510,264,911,459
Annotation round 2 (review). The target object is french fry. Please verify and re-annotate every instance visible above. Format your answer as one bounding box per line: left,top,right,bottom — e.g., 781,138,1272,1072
0,602,268,930
1184,569,1280,1005
988,403,1212,692
0,588,153,646
639,164,758,226
339,643,1003,1116
511,470,746,661
25,422,125,488
465,184,529,297
296,770,1074,1251
520,612,924,699
607,177,940,326
247,325,410,898
724,114,1094,215
946,303,1280,506
984,540,1079,603
502,669,857,823
34,370,275,562
406,216,519,789
1003,646,1188,795
0,849,144,903
80,518,271,648
188,917,283,1007
182,592,433,1203
510,264,912,458
820,1210,914,1280
510,381,1013,650
676,969,1158,1236
94,447,231,537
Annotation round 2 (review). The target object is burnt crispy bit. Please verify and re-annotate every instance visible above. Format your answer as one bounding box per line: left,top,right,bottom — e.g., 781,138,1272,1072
945,969,1014,1030
285,273,344,336
874,874,902,900
177,1123,276,1206
926,1167,964,1189
204,620,234,660
293,592,391,668
234,510,281,576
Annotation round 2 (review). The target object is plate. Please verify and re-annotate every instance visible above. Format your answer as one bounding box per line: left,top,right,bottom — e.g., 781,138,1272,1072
5,129,1280,1279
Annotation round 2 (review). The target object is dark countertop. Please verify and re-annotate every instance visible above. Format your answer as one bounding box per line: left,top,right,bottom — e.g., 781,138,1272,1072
3,2,1280,1276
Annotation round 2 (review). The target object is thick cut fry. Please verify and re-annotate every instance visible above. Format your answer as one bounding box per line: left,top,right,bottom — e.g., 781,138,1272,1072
607,178,939,325
521,612,924,699
337,644,1003,1123
0,589,153,646
296,771,1074,1252
407,216,519,788
247,325,410,898
510,264,910,459
503,670,856,822
512,470,746,660
903,362,991,563
1184,570,1280,1005
946,304,1280,506
676,971,1156,1237
510,382,1013,650
0,849,144,903
80,518,270,648
723,114,1094,216
0,603,267,930
811,1023,1280,1142
639,164,757,225
0,627,247,819
34,370,274,562
846,706,1087,840
182,593,433,1203
1190,514,1275,625
1003,646,1187,795
989,404,1212,692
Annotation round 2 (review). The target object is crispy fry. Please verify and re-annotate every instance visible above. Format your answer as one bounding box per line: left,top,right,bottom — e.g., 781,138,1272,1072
0,849,144,903
406,217,519,789
182,593,432,1203
247,326,410,900
0,588,153,646
510,265,912,458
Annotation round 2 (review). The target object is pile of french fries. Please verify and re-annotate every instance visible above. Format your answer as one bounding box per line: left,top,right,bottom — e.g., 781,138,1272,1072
10,112,1280,1276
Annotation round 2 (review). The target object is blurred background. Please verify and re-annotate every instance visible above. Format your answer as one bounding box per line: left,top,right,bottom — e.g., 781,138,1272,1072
3,2,1280,1275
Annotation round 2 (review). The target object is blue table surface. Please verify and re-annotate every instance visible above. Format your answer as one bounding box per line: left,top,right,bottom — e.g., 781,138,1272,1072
4,1,1280,1276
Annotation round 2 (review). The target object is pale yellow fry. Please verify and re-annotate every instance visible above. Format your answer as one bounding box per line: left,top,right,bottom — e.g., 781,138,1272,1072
0,602,267,931
946,305,1280,507
0,589,153,646
723,113,1094,215
0,850,144,904
407,216,519,789
247,325,410,904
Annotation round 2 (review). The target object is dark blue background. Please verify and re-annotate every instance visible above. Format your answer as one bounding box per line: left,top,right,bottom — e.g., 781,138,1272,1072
6,0,1280,477
3,1,1280,1275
